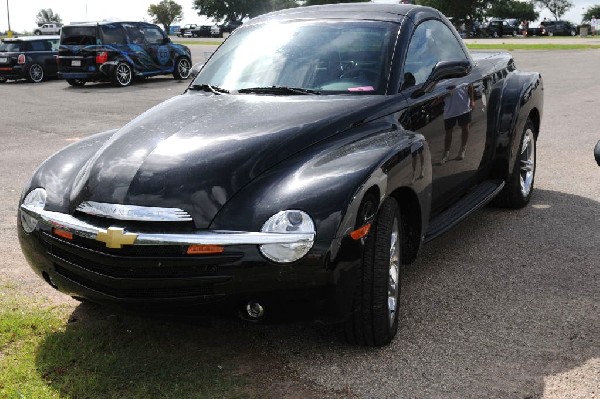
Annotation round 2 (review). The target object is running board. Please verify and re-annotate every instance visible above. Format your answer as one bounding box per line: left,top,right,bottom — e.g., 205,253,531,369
424,180,505,243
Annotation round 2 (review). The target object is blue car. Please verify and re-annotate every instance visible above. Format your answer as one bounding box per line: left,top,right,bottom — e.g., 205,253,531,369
58,21,192,87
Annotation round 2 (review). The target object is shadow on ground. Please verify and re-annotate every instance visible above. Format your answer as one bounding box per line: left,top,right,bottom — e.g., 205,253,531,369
34,189,599,398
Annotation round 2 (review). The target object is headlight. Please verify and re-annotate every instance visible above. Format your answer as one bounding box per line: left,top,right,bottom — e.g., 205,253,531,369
260,210,315,263
20,188,46,233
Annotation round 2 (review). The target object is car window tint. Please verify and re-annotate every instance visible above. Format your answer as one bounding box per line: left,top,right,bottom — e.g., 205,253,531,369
61,26,97,45
123,24,143,44
30,40,46,51
0,42,23,52
101,24,127,45
403,19,468,87
142,26,164,44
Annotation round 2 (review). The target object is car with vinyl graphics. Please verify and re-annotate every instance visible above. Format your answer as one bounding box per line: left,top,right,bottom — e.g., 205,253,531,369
19,4,543,347
57,21,192,87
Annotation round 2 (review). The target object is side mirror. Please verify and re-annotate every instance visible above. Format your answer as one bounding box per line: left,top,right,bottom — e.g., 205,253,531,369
190,62,204,79
411,59,472,98
163,37,171,44
595,140,600,166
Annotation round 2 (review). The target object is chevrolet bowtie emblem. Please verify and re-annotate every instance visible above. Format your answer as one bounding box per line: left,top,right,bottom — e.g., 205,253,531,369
96,227,137,249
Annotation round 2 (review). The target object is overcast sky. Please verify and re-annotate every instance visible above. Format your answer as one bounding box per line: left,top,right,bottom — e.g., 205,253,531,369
1,0,598,33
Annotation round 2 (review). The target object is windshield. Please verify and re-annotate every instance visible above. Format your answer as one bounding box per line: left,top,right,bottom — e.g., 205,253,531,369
193,20,397,95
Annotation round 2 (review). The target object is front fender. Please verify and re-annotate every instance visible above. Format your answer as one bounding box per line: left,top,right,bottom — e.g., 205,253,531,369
20,130,118,212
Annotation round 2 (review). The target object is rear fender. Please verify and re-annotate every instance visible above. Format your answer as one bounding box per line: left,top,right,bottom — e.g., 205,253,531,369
489,71,543,178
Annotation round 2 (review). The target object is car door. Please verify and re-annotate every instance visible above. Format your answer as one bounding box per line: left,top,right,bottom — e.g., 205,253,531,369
398,19,487,214
141,24,171,72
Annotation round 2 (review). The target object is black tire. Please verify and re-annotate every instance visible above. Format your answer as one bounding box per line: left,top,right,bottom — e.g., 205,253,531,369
26,64,44,83
34,30,41,35
344,197,401,347
493,118,537,208
111,62,133,87
192,32,198,38
0,76,7,83
173,57,191,80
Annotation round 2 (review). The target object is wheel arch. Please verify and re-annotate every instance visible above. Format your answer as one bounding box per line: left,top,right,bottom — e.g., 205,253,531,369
389,186,422,265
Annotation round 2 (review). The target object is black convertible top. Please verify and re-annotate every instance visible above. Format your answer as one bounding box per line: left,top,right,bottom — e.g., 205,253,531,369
249,3,423,25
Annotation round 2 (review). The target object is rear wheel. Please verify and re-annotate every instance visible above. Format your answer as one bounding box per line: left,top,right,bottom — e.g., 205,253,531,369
344,198,401,347
66,78,86,87
0,76,7,83
173,57,191,80
111,62,133,87
493,118,536,208
34,30,41,35
26,64,44,83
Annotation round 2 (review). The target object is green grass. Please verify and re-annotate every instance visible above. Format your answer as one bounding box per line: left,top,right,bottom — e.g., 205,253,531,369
0,292,251,399
466,43,600,50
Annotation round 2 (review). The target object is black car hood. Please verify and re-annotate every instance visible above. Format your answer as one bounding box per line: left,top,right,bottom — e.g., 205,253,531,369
70,92,387,228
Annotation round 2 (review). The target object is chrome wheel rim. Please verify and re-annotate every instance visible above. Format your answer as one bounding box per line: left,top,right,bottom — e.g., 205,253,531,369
519,129,535,197
178,58,191,79
116,64,131,86
30,65,43,82
387,218,400,327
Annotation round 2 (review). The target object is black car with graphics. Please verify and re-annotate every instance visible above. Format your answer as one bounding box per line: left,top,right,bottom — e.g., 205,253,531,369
57,21,192,87
0,36,59,83
19,4,543,347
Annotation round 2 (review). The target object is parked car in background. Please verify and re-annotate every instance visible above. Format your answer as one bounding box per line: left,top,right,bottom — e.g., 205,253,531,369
210,25,221,37
539,20,578,36
34,23,62,35
58,22,192,87
19,3,543,347
220,20,243,34
177,24,197,37
186,25,213,38
485,18,518,37
0,36,59,83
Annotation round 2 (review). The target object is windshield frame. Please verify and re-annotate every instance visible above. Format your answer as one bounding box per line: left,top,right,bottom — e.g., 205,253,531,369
192,19,400,96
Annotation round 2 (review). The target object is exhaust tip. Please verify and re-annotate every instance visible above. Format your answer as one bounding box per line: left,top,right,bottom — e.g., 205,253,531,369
245,301,265,319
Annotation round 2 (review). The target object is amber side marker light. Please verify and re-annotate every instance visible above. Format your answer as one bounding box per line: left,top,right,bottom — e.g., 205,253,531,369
187,245,224,255
350,224,371,240
53,228,73,240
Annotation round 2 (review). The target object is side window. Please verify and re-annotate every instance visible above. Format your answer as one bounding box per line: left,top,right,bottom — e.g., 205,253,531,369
29,40,46,51
142,26,165,45
403,20,468,89
48,39,59,51
124,24,144,45
101,24,127,45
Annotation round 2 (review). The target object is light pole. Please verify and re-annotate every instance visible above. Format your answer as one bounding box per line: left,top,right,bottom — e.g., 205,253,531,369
6,0,12,37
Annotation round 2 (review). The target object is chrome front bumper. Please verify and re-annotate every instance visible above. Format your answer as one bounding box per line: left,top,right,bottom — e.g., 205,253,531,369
20,204,315,247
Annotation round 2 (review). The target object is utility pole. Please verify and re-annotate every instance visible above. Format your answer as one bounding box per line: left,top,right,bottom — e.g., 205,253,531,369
6,0,12,37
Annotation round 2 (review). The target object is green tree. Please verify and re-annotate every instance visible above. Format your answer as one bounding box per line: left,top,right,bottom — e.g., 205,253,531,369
35,9,62,26
193,0,297,22
583,5,600,22
148,0,184,35
488,0,538,20
532,0,573,20
416,0,489,22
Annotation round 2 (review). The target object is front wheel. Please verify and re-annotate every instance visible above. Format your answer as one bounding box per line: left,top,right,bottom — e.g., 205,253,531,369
344,198,401,347
0,76,7,83
493,118,537,208
173,57,191,80
111,62,133,87
34,30,41,35
26,64,44,83
66,78,86,87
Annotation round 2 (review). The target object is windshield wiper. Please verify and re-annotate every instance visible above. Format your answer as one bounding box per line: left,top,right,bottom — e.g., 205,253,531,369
237,86,321,95
189,83,230,95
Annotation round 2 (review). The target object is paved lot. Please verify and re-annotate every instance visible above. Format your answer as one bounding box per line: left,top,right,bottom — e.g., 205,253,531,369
0,47,598,398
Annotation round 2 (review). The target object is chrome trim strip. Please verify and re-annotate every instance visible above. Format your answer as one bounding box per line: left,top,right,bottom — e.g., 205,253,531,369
21,205,314,246
76,201,193,222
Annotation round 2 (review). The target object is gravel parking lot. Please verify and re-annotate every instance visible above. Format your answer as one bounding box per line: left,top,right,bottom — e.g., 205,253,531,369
0,47,598,398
